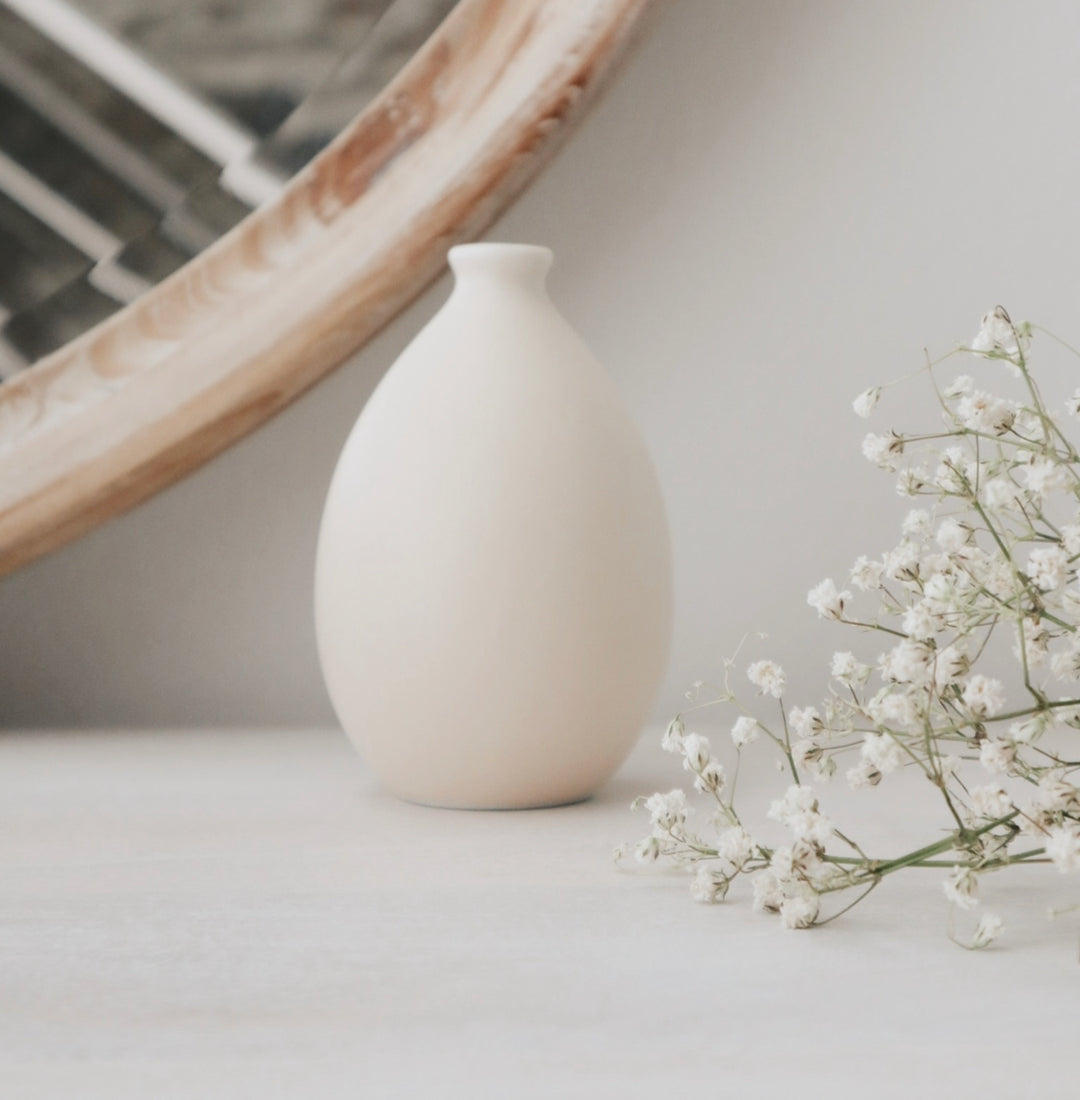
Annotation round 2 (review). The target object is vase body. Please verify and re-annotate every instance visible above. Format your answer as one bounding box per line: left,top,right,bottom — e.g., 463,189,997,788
314,243,672,809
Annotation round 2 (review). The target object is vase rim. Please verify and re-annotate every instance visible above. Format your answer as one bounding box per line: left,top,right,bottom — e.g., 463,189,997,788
448,241,553,262
447,242,553,288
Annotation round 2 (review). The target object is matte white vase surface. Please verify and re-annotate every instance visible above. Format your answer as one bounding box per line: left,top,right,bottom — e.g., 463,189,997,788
315,243,672,809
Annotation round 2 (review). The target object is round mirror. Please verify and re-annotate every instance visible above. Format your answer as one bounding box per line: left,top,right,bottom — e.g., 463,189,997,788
0,0,652,574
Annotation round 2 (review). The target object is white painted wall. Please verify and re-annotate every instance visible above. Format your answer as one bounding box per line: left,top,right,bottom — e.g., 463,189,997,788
4,0,1080,727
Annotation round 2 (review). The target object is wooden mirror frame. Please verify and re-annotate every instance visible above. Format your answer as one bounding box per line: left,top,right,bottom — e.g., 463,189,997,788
0,0,653,576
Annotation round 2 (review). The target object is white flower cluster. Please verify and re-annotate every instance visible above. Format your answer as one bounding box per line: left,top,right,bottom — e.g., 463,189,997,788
625,310,1080,950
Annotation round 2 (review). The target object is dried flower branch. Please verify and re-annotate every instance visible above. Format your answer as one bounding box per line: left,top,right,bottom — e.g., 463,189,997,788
621,307,1080,948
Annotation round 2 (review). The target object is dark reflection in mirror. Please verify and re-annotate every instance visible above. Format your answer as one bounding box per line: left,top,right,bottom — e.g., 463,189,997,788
0,0,456,376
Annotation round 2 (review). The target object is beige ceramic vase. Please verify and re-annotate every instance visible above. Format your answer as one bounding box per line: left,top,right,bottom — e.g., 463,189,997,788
315,243,672,808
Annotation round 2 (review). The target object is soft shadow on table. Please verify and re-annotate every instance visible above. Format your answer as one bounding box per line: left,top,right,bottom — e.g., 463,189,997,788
345,732,670,816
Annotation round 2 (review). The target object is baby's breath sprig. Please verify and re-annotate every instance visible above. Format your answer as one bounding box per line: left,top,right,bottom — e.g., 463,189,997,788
622,308,1080,948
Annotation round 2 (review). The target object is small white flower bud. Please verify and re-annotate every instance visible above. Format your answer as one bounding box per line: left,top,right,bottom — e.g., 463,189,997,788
978,738,1015,776
962,675,1006,718
807,578,850,620
681,732,711,772
846,759,882,790
694,761,726,794
747,660,785,698
852,387,881,418
717,826,754,869
643,789,688,831
971,913,1005,948
635,836,661,863
730,715,761,748
661,716,685,753
689,865,729,903
1044,824,1080,873
779,889,820,929
943,866,979,910
849,556,884,592
752,870,784,914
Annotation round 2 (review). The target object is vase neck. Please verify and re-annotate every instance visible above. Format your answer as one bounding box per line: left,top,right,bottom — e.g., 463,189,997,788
448,243,552,295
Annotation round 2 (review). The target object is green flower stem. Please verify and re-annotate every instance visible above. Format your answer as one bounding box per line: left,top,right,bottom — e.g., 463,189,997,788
858,811,1020,879
987,696,1080,725
832,828,871,861
970,492,1015,569
839,616,907,639
778,698,801,785
823,846,1046,871
1013,342,1080,475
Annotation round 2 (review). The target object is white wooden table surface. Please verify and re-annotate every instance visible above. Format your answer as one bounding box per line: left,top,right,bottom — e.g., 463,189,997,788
1,727,1077,1098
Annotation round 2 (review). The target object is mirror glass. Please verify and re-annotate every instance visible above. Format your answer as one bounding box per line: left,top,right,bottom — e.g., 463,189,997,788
0,0,457,377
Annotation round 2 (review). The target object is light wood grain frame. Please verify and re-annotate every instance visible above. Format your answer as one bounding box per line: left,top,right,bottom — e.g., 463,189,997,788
0,0,655,576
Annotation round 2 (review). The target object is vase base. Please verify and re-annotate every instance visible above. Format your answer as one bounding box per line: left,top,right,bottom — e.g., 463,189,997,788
386,787,597,812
